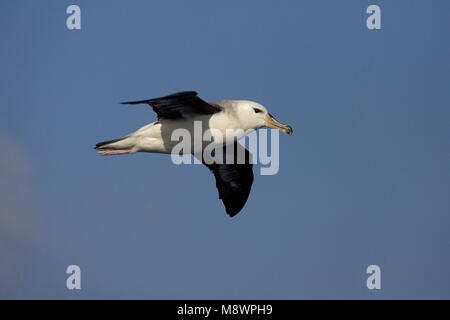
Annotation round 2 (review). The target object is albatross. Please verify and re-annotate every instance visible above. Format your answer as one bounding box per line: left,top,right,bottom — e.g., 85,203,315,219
95,91,292,217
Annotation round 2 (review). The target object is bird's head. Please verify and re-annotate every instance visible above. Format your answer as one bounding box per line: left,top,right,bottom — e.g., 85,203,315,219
235,100,293,135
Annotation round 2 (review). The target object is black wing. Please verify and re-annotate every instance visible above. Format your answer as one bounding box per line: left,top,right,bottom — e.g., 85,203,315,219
121,91,221,120
202,141,254,217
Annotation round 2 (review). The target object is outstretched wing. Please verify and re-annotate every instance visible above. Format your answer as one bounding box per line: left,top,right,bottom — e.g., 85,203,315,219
121,91,221,120
201,141,254,217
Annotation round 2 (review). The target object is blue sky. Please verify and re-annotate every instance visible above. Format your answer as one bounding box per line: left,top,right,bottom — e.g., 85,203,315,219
0,0,449,299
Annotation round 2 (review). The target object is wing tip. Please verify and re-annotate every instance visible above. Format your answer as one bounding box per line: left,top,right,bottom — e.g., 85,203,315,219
226,210,241,218
120,91,199,105
120,100,150,105
225,200,248,217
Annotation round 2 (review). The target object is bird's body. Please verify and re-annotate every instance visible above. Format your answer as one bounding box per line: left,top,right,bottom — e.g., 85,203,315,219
97,100,267,155
95,91,292,216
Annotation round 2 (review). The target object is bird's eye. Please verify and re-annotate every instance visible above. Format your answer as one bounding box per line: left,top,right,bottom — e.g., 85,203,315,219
253,108,263,114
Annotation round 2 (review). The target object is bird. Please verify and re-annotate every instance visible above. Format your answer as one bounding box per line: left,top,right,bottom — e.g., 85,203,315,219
95,91,292,217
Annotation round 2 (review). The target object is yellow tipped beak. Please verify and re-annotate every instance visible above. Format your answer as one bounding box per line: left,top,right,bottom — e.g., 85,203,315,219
265,114,293,135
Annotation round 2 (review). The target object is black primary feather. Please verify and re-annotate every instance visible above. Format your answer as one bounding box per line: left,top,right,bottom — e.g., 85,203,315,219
201,141,254,217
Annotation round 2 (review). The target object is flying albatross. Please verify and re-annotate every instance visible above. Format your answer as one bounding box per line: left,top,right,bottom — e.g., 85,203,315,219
95,91,292,217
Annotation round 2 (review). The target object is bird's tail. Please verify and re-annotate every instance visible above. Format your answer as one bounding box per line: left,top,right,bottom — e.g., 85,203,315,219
95,136,135,156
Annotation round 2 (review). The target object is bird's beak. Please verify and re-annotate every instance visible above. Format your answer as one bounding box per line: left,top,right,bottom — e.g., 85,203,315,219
265,113,293,135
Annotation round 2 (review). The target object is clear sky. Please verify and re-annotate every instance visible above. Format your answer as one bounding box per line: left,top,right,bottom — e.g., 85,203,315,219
1,0,449,299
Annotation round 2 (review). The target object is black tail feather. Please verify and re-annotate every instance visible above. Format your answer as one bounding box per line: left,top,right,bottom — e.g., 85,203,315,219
95,137,127,149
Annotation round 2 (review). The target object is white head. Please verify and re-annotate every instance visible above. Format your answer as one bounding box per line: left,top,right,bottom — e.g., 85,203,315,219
234,100,293,135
